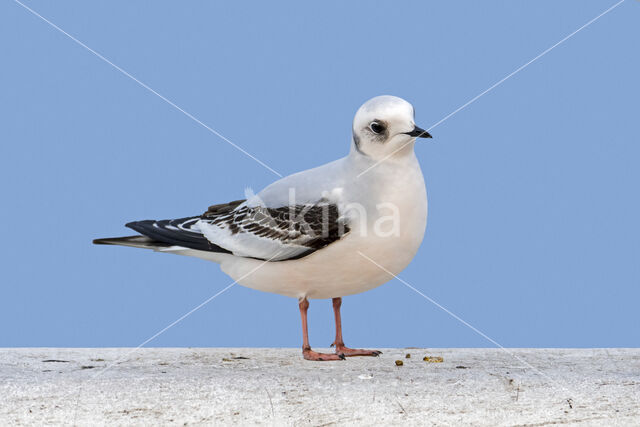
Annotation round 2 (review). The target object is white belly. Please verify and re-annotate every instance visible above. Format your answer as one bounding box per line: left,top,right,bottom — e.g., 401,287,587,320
219,166,428,299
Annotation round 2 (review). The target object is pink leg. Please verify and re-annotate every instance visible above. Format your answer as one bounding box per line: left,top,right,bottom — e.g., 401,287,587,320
299,298,344,361
331,297,381,357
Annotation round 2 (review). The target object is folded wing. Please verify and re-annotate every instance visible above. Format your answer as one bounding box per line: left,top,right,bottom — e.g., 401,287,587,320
121,199,349,262
198,199,349,261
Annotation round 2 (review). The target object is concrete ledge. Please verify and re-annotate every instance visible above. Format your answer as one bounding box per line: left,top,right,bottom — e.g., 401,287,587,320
1,348,638,425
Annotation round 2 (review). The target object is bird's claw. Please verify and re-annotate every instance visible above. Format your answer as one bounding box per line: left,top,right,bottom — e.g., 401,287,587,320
303,348,345,361
335,347,382,357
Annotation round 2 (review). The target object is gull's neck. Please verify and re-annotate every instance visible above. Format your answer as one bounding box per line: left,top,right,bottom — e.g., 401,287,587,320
348,138,419,167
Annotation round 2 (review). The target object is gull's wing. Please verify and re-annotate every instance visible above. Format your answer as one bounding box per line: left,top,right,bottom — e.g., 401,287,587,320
118,199,349,262
197,199,350,261
96,158,352,260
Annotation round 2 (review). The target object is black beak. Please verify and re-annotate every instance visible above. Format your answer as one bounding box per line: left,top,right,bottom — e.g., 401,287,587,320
404,125,432,139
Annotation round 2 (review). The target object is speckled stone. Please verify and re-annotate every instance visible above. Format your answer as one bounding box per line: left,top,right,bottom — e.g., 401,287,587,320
1,348,639,425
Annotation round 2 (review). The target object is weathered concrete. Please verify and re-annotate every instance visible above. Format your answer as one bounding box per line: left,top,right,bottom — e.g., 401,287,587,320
1,348,638,425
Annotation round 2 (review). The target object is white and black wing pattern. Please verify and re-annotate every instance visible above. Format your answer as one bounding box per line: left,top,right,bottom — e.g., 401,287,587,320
197,199,350,261
120,200,246,255
108,199,349,262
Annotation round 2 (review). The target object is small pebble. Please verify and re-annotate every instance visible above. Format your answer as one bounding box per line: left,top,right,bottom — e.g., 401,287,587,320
405,353,411,358
423,356,444,363
395,360,404,366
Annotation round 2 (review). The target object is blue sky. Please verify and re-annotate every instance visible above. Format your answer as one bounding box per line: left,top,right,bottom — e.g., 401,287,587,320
1,0,638,348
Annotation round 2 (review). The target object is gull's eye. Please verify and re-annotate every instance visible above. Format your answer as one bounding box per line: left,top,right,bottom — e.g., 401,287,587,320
369,122,385,134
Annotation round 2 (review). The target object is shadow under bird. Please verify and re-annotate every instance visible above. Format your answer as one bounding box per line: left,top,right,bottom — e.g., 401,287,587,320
94,95,433,361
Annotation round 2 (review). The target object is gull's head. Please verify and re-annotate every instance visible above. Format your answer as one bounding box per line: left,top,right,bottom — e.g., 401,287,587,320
352,95,431,160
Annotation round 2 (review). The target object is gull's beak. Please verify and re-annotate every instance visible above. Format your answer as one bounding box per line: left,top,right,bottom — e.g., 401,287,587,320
404,125,432,139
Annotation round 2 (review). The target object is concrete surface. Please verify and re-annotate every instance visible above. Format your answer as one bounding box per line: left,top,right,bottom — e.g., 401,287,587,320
0,348,638,425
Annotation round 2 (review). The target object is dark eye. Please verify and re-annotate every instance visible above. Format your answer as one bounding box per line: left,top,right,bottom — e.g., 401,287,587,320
370,122,385,134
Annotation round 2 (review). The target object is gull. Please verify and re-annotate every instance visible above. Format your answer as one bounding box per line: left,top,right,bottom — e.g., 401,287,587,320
94,95,432,361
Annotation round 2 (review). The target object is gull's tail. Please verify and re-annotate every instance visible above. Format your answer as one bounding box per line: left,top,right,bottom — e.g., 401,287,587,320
93,235,169,250
93,216,233,262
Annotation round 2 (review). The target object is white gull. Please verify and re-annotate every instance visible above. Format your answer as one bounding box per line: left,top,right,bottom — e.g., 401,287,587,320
95,95,433,360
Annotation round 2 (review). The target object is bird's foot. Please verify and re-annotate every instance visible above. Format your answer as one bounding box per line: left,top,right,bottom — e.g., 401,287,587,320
332,343,382,357
302,348,345,361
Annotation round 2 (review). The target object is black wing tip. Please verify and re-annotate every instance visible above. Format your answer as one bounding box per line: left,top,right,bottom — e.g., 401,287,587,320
125,220,153,232
122,217,232,254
